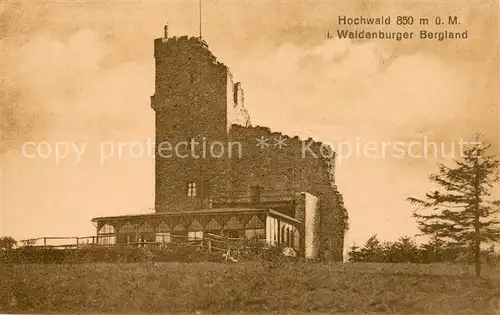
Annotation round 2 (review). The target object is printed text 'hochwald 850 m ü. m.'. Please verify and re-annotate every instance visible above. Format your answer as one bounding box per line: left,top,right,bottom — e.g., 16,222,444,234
329,15,468,41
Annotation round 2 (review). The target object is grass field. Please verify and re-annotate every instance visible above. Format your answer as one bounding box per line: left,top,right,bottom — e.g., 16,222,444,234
1,261,499,314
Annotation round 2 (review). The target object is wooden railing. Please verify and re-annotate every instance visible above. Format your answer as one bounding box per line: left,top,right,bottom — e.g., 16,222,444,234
203,233,244,253
17,233,277,263
19,236,98,248
18,233,246,254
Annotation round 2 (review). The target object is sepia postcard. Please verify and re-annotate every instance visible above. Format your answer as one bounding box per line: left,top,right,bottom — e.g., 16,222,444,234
1,0,499,314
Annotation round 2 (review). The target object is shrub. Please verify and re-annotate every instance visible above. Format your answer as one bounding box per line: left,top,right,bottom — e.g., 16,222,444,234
0,245,221,264
0,237,16,250
239,236,267,260
347,235,500,264
260,244,297,269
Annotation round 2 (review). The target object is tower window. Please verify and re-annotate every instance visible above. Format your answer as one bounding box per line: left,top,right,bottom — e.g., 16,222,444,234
187,182,197,197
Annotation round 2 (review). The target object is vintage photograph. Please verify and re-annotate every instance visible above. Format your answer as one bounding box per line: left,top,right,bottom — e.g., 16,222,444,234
1,0,499,314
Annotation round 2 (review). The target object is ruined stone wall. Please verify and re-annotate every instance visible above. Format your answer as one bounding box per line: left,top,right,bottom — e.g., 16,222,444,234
226,73,251,130
227,124,346,261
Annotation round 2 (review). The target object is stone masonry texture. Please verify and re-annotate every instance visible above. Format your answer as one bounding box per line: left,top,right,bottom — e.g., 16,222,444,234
151,35,348,261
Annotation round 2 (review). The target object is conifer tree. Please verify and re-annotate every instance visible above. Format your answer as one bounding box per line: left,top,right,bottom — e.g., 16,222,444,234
408,138,500,276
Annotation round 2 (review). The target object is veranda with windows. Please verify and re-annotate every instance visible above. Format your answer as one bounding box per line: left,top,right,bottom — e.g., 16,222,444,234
92,208,302,253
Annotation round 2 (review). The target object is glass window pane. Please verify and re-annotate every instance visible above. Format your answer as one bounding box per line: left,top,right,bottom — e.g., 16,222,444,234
155,232,171,243
187,231,203,241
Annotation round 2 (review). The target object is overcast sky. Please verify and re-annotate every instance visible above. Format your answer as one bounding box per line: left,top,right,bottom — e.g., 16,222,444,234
1,1,498,248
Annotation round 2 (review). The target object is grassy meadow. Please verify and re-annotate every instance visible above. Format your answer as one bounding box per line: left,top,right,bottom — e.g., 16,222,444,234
1,261,499,314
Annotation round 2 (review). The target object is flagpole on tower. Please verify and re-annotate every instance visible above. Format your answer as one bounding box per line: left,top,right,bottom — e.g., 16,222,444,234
199,0,202,38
